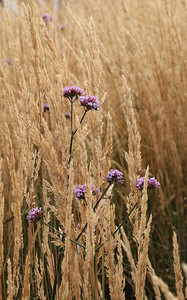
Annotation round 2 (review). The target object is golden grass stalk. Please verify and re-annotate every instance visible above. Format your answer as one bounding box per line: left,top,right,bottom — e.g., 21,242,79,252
35,256,46,300
7,258,14,300
173,231,185,300
22,252,31,300
181,263,187,299
135,214,152,300
0,159,4,299
152,275,177,300
147,259,161,300
104,202,125,300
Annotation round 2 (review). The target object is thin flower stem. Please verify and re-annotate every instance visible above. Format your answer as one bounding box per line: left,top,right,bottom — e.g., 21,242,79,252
93,183,111,211
70,100,73,134
95,201,138,253
43,221,86,249
75,184,111,242
75,223,88,241
3,215,14,225
95,243,104,253
73,110,87,136
68,108,87,165
112,201,138,236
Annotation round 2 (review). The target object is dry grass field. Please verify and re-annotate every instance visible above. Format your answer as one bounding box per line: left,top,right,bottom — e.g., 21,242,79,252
0,0,186,299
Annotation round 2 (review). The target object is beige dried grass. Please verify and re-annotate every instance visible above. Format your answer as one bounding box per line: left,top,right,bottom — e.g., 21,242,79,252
173,231,185,300
0,0,186,299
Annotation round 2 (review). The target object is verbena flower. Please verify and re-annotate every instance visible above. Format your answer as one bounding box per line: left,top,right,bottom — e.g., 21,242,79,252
43,103,50,112
91,185,100,195
135,176,160,190
63,86,85,99
64,112,71,119
148,177,160,189
42,14,53,22
79,95,101,111
5,58,10,65
60,24,66,30
74,184,87,200
106,169,124,184
27,207,43,223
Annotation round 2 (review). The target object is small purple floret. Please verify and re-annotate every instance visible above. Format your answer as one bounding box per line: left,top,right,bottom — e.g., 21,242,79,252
148,177,160,189
42,14,53,22
27,207,43,223
63,86,85,99
74,184,87,200
65,112,71,119
79,95,101,111
91,185,100,195
60,24,66,30
43,103,50,112
5,58,10,65
135,177,160,190
106,169,124,184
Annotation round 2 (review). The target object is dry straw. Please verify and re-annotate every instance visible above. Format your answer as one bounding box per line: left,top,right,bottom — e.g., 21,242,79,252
0,0,186,299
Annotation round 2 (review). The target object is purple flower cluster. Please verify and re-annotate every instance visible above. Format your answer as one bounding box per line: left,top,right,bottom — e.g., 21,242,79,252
74,184,87,200
43,103,50,112
79,95,101,111
135,177,160,190
27,207,43,223
63,86,85,99
42,14,53,22
106,169,124,184
91,185,100,195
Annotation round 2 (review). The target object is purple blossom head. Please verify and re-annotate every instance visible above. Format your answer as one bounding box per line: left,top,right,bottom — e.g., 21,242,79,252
60,24,66,30
42,14,53,22
79,95,101,111
63,86,85,99
43,102,50,112
106,169,124,184
148,177,160,189
27,207,43,223
74,184,87,200
5,58,10,65
91,185,100,195
135,177,160,190
64,112,71,119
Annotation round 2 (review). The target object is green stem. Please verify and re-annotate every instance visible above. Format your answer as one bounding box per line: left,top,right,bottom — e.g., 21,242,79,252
112,202,138,237
93,183,111,211
68,110,87,165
